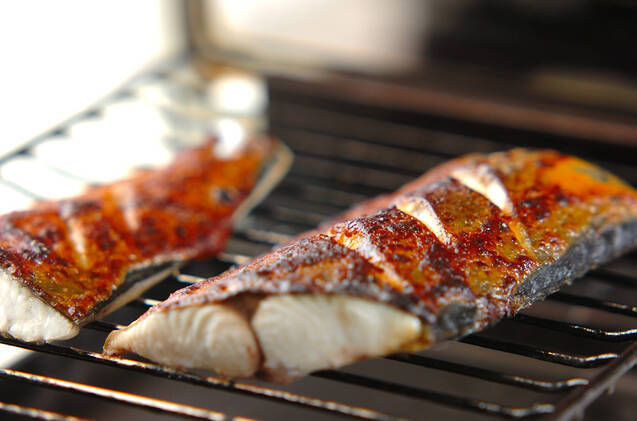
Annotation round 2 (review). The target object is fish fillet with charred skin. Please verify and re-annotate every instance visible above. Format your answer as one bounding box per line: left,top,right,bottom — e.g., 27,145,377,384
0,135,292,342
105,149,637,383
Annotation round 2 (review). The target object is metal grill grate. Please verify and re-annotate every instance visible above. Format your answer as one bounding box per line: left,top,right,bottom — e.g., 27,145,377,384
1,64,637,421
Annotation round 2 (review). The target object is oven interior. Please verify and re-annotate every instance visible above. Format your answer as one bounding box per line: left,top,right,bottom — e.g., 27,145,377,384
2,1,637,420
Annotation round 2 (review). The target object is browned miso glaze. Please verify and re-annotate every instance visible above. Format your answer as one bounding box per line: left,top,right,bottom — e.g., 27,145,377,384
0,136,277,323
141,149,637,345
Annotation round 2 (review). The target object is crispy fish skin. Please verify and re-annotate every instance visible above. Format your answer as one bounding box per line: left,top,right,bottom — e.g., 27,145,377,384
105,149,637,382
0,136,287,341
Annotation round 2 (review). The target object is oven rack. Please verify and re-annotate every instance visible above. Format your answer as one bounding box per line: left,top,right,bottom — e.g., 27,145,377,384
2,213,637,421
1,67,637,420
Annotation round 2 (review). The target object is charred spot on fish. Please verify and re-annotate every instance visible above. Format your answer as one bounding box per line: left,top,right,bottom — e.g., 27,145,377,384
517,196,552,222
97,234,117,251
514,255,537,274
422,243,452,272
36,225,65,244
436,302,478,337
175,226,188,238
499,275,519,298
534,209,550,222
520,199,537,209
140,218,160,236
29,239,49,256
391,253,410,263
256,268,273,277
17,239,50,263
211,187,237,205
555,194,571,207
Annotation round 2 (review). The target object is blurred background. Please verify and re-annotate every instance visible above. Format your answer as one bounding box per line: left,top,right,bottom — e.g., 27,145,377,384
1,1,637,420
3,0,637,152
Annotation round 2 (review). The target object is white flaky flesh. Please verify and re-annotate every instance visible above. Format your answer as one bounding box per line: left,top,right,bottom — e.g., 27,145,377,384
253,295,423,382
0,270,78,342
105,304,261,378
105,294,424,382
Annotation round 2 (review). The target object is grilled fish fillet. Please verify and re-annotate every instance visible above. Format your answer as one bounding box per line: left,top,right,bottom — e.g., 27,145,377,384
105,149,637,383
0,136,292,342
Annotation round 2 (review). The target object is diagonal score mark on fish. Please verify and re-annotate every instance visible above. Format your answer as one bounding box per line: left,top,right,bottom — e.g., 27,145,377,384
0,136,292,342
450,162,536,258
394,196,454,247
104,149,637,383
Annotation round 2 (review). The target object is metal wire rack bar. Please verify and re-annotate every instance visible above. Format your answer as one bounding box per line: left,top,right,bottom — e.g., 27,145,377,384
268,98,637,187
588,270,637,288
0,400,91,421
0,368,227,420
549,293,637,317
310,370,555,418
459,336,618,369
384,354,589,393
512,314,637,342
546,341,637,421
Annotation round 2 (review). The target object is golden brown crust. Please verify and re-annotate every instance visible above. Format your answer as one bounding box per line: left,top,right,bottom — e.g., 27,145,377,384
140,149,637,338
153,234,400,312
0,136,277,323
